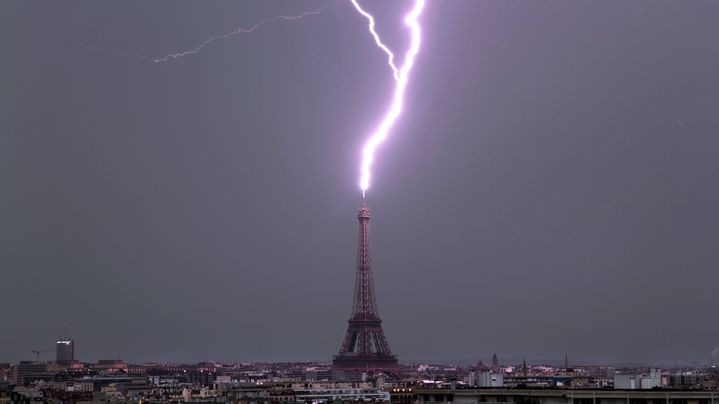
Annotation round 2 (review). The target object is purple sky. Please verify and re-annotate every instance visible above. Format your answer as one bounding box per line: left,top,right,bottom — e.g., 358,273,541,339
1,0,718,366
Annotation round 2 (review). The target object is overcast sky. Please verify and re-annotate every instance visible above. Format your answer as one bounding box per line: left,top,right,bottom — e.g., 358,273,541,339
1,0,718,366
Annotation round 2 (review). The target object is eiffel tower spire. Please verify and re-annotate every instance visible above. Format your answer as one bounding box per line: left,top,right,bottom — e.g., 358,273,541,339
333,198,398,373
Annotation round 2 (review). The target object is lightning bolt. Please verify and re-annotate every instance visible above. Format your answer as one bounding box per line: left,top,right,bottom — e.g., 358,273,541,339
78,0,341,63
349,0,399,81
355,0,425,196
78,0,424,198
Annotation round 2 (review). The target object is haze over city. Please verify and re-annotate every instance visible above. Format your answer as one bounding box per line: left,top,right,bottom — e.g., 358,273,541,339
2,0,718,370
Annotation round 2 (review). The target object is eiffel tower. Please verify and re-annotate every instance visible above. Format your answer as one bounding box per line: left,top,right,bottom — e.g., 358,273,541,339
332,199,398,373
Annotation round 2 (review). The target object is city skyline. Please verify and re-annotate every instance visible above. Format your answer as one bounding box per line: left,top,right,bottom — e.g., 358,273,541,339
8,331,719,372
2,0,718,366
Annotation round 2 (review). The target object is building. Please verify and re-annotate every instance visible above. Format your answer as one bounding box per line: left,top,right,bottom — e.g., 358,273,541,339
414,387,719,404
504,375,575,388
12,362,52,386
665,374,701,389
615,369,662,390
56,339,74,365
95,359,128,373
0,363,10,382
390,387,416,404
293,385,390,402
479,371,504,387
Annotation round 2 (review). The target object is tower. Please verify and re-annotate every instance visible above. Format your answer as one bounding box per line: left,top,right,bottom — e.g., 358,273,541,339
56,324,74,365
56,340,74,365
333,199,398,374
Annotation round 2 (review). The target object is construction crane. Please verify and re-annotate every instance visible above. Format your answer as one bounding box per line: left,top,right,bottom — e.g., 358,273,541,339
31,349,48,362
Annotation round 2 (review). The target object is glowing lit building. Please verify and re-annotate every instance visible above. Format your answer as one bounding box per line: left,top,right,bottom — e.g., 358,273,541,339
56,339,74,365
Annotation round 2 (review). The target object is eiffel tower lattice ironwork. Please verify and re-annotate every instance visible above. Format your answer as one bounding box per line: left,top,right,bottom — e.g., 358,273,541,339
332,199,398,373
